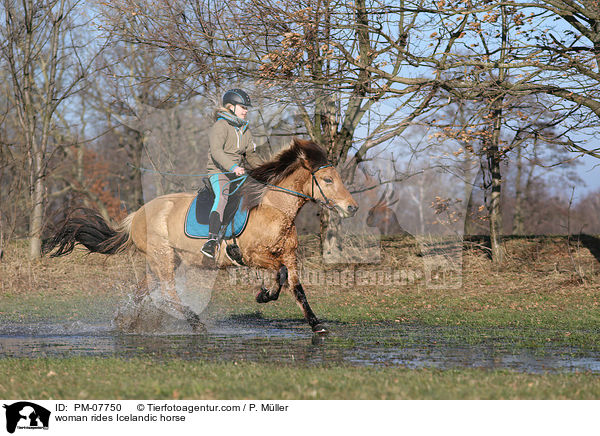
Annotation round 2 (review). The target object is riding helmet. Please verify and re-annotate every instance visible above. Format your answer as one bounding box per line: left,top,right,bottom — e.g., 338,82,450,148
223,89,252,107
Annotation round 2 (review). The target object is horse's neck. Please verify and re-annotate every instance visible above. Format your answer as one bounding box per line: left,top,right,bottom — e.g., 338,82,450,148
258,173,308,222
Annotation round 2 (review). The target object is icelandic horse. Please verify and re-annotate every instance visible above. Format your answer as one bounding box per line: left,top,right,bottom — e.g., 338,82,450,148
44,139,358,334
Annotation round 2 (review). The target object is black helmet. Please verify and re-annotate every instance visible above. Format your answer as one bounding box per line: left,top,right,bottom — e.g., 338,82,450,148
223,89,252,107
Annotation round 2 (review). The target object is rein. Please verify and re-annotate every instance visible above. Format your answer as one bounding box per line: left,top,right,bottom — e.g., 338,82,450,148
127,162,335,208
264,164,335,209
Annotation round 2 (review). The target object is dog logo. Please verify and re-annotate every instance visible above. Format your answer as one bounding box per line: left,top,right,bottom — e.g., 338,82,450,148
3,402,50,433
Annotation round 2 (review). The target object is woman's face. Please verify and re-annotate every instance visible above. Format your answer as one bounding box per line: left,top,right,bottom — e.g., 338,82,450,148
233,104,248,120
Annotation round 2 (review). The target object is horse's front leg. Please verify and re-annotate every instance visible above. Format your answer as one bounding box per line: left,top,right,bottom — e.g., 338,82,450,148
283,258,327,334
291,281,327,334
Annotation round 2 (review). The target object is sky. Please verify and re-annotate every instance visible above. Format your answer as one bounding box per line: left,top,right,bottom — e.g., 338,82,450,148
578,154,600,196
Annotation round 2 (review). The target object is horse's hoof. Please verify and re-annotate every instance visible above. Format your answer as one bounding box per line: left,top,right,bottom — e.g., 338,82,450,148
312,324,329,335
255,287,270,304
311,333,326,345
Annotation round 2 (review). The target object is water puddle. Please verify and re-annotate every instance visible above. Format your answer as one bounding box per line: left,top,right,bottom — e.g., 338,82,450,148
0,316,598,374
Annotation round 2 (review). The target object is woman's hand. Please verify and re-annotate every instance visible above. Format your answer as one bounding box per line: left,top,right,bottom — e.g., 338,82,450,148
233,166,246,176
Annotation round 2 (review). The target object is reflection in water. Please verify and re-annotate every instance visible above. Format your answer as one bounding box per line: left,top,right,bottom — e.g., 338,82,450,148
0,319,599,374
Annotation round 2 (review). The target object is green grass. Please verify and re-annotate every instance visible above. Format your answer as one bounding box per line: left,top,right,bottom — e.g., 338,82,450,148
209,283,600,351
0,292,123,323
0,357,599,400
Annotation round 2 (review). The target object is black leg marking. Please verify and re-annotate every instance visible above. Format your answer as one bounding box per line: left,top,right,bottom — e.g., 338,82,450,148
292,283,324,331
255,265,288,304
278,265,288,287
255,286,272,303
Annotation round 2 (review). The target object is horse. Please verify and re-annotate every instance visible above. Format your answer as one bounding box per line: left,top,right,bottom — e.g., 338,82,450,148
43,139,359,334
366,190,410,236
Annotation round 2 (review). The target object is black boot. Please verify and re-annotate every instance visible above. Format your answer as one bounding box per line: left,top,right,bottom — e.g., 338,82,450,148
201,236,218,258
201,212,221,258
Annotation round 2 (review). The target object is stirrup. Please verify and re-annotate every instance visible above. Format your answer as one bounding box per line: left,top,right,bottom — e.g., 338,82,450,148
201,238,218,259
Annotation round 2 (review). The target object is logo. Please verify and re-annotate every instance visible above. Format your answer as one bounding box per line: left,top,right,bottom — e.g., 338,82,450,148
3,402,50,433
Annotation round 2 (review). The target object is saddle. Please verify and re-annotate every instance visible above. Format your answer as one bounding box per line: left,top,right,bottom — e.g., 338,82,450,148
184,178,250,240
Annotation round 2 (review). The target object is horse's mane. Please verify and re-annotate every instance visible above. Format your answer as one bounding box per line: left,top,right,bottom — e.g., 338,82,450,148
242,138,329,209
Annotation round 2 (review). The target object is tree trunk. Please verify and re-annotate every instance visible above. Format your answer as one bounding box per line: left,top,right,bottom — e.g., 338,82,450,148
487,4,507,265
129,127,145,209
488,111,504,265
462,151,476,236
29,151,45,259
488,155,503,264
320,208,343,262
464,189,474,236
512,145,524,235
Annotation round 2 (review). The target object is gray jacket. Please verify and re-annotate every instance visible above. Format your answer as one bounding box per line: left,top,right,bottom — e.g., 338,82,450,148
206,109,264,175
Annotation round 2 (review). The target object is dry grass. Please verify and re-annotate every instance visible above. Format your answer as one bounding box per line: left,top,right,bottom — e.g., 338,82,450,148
0,240,145,297
2,233,598,297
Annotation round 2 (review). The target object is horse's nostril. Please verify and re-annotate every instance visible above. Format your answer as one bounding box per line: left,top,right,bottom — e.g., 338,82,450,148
348,205,359,214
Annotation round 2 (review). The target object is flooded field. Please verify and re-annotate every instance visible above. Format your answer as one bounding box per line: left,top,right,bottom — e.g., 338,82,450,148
1,314,598,374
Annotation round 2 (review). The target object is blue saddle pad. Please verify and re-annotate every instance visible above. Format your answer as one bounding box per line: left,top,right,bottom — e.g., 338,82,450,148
184,197,249,239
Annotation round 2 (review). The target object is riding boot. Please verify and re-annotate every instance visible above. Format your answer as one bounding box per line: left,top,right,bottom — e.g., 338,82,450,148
201,211,221,258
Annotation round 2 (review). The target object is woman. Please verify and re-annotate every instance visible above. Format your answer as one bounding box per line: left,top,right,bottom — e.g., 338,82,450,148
202,89,263,258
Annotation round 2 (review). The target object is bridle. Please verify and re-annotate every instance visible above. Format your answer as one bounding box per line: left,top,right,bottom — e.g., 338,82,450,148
128,161,336,209
309,164,335,210
262,163,336,210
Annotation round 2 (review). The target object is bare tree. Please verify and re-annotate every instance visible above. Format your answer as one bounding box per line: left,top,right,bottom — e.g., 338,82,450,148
523,0,600,159
97,0,475,259
0,0,108,258
84,0,598,265
417,0,596,263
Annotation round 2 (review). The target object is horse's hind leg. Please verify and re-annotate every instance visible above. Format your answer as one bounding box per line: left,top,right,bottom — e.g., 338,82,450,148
146,249,202,331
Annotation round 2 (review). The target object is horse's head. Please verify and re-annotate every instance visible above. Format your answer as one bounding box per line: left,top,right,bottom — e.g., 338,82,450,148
247,138,358,217
367,190,402,233
306,164,359,218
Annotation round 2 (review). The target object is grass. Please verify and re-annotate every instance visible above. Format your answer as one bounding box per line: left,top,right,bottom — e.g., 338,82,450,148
1,234,599,399
0,357,599,400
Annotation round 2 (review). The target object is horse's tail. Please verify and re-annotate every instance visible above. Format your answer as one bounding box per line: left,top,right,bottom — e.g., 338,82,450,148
43,207,135,258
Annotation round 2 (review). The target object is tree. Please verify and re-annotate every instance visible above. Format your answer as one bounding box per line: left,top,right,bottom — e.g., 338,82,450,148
525,0,600,159
418,0,595,263
98,0,476,260
0,0,107,258
86,0,598,266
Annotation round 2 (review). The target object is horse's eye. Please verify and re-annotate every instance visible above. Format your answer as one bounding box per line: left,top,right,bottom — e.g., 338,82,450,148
323,177,333,184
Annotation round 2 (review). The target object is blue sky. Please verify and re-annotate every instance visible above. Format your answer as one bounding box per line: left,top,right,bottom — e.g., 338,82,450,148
579,154,600,196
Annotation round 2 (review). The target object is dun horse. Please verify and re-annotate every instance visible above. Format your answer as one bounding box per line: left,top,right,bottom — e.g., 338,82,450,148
44,139,358,334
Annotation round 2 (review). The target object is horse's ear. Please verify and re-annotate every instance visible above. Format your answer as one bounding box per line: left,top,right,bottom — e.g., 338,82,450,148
297,145,315,172
297,152,311,171
289,138,309,169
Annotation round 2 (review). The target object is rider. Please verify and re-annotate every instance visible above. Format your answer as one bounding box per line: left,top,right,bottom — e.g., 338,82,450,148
201,88,262,258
